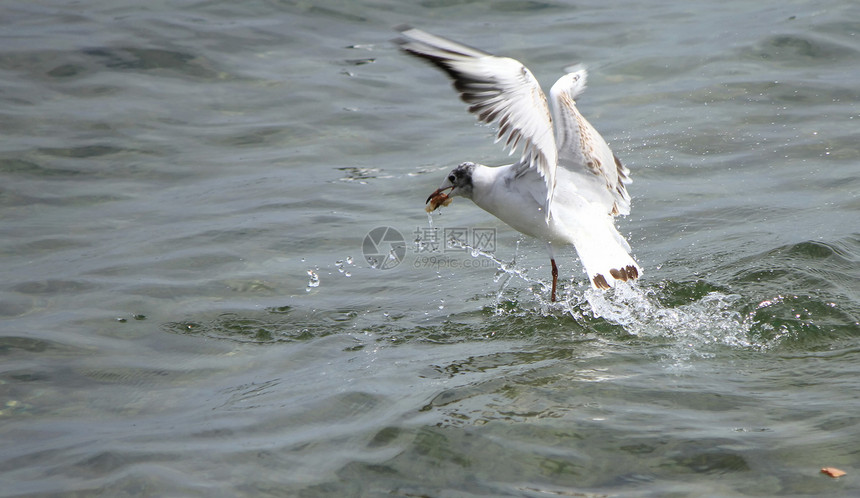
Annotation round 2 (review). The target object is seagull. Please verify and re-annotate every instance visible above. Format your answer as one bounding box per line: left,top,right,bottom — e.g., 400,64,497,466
394,26,641,301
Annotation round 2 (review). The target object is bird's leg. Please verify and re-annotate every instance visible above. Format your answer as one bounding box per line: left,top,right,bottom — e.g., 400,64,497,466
545,242,558,302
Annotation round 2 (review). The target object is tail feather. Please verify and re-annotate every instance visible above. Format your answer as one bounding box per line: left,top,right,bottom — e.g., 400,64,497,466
566,217,641,290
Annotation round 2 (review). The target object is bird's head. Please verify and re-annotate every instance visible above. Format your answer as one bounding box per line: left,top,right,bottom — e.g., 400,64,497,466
425,162,475,212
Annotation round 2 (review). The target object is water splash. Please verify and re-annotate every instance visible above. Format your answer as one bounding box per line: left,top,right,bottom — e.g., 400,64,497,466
448,236,548,302
478,251,765,354
425,229,770,354
306,269,320,291
577,284,755,348
335,257,355,277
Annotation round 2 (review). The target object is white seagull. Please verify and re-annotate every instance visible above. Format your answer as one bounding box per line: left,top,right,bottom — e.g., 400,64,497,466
395,26,641,301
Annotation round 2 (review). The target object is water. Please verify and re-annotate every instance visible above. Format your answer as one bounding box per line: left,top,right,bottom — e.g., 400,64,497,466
1,0,858,495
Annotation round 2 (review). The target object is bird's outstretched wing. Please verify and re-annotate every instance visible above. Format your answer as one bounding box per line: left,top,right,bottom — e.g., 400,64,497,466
549,68,632,216
394,26,558,220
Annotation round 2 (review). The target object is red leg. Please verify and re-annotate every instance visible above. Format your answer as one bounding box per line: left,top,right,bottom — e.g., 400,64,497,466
550,258,558,302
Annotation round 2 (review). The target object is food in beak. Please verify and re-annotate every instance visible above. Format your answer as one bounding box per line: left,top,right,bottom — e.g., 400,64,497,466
425,188,453,212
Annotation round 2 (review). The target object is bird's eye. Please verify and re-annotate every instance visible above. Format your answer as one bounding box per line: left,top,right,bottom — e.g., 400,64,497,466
448,174,456,183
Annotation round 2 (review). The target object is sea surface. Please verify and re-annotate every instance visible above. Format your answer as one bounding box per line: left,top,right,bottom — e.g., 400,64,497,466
2,0,859,496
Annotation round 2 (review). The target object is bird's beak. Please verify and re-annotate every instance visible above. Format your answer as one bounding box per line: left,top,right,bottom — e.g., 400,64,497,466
425,186,454,212
425,186,453,205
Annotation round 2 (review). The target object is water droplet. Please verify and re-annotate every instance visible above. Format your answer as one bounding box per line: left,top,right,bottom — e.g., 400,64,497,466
306,269,320,291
